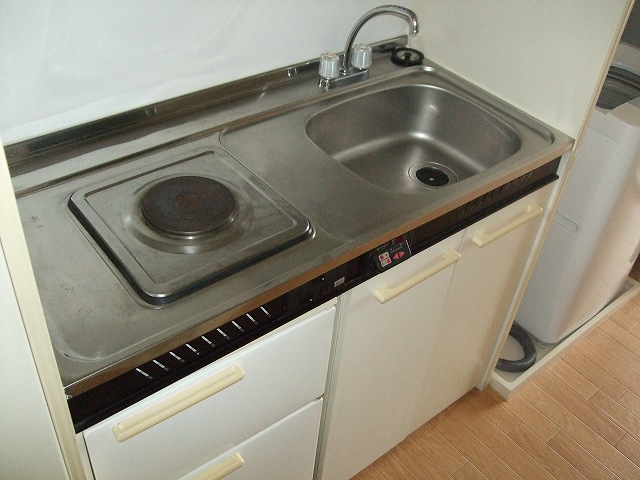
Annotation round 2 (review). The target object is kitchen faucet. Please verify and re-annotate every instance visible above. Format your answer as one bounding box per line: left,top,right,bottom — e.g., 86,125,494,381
319,5,419,90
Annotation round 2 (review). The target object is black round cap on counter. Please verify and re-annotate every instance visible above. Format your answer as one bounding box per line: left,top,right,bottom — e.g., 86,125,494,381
391,47,425,67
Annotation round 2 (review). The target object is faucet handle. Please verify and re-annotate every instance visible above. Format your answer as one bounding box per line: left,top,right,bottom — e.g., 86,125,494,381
351,43,372,70
319,52,340,79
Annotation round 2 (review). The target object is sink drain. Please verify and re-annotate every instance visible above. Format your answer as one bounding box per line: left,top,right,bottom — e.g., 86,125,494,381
409,163,458,189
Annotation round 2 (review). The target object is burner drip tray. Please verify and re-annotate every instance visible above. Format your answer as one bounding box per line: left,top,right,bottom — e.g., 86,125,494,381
68,146,312,305
140,176,237,237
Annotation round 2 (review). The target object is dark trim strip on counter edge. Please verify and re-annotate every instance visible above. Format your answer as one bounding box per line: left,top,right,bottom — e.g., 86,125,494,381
68,157,560,433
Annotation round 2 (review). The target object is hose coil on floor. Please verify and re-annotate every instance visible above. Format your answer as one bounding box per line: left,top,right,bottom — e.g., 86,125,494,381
496,323,537,372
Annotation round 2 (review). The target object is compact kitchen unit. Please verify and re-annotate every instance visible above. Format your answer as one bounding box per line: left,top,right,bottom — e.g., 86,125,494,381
6,5,575,478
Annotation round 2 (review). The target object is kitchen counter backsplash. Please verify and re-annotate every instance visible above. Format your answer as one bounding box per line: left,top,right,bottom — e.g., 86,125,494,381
0,0,411,144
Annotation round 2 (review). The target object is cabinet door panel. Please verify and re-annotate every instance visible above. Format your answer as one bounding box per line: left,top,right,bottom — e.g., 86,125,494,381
318,232,463,480
414,185,552,425
83,305,334,480
182,400,322,480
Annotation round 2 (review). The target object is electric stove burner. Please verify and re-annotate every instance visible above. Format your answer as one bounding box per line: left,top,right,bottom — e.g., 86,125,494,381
67,146,312,305
140,176,237,237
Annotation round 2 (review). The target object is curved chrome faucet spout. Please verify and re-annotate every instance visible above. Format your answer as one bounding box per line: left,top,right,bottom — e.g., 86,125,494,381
342,5,419,73
318,5,420,90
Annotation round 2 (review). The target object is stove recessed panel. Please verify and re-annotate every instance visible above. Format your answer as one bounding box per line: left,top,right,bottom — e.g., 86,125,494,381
68,146,312,305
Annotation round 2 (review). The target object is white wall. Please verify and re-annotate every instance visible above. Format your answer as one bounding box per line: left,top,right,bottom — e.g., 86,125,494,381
412,0,632,138
0,1,632,144
0,0,412,144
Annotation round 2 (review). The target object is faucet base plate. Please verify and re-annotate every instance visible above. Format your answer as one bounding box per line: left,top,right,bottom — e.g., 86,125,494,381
319,69,369,91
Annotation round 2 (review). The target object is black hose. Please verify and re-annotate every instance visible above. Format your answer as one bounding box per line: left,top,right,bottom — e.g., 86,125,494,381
496,322,537,372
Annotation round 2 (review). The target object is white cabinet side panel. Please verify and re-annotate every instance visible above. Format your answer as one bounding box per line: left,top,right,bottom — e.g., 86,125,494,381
0,244,69,480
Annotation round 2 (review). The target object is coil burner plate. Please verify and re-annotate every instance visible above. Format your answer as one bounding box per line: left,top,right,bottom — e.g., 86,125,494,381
68,145,312,305
140,176,237,237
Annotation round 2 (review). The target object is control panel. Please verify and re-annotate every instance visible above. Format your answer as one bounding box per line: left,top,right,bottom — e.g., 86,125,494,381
372,236,412,271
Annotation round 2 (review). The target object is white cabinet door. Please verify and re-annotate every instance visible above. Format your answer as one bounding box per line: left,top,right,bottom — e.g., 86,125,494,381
318,232,464,480
413,185,552,425
181,399,323,480
83,304,335,480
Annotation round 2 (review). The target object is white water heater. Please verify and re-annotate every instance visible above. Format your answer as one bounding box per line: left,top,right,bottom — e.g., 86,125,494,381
517,42,640,344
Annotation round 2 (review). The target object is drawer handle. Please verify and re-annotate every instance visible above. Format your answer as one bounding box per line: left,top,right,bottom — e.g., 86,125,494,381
193,453,245,480
374,249,460,304
472,205,543,248
112,365,245,442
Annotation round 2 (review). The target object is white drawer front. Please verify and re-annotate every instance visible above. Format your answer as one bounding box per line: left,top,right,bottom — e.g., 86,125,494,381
182,399,323,480
83,304,335,480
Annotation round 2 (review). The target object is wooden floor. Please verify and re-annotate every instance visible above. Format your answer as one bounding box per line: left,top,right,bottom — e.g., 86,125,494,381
353,291,640,480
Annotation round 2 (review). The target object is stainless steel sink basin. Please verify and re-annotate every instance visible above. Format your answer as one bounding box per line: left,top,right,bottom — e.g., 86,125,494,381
305,85,522,192
221,65,570,242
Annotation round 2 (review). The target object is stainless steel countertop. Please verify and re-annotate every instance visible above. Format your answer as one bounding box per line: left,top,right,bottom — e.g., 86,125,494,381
10,37,574,396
